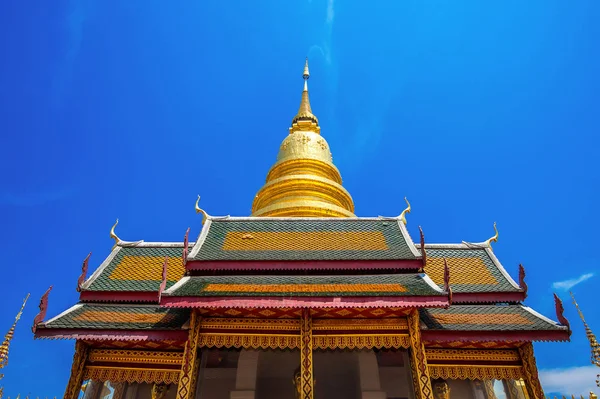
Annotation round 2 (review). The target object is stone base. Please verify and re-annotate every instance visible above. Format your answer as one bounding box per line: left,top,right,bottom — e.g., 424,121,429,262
230,390,255,399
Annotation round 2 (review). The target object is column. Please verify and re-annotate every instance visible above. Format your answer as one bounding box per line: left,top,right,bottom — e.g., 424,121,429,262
63,341,89,399
300,309,314,399
230,350,259,399
176,311,202,399
407,309,433,399
517,343,544,399
357,351,386,399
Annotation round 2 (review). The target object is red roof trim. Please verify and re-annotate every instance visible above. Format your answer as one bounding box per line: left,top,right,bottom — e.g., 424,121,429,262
451,291,526,304
79,291,158,303
186,259,423,272
421,329,570,343
161,295,449,309
34,328,188,341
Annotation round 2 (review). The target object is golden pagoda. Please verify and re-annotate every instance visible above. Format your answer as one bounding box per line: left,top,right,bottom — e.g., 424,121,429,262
570,292,600,388
32,59,574,399
1,295,29,399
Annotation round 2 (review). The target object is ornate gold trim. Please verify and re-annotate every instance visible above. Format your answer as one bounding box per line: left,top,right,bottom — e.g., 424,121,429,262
428,364,524,380
408,309,433,399
84,366,179,384
201,318,300,331
300,309,314,399
313,334,410,350
199,334,300,350
312,318,408,331
518,343,545,399
176,312,202,399
88,349,183,365
425,349,520,363
63,341,89,399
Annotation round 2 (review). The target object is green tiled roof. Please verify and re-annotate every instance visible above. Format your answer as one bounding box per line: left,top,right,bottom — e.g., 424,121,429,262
189,218,419,261
421,245,522,294
42,304,190,330
419,305,564,331
165,274,443,297
84,244,186,292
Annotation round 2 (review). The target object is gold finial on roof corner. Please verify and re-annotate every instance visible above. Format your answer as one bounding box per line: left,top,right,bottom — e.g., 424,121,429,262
0,293,30,369
195,195,210,225
399,197,411,225
483,222,499,250
110,219,121,249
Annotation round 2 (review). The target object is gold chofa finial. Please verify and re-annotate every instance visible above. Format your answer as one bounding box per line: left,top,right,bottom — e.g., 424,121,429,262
484,222,498,249
195,195,209,225
0,294,29,370
399,197,411,225
110,219,121,249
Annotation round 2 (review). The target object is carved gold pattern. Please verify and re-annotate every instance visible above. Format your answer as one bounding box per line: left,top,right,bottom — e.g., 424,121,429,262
313,335,410,350
312,318,408,331
151,384,169,399
519,343,545,399
483,380,497,399
176,312,201,399
201,318,300,331
199,334,300,349
84,366,179,384
425,349,520,362
300,309,314,399
88,349,183,365
408,309,433,399
428,365,523,380
64,341,89,399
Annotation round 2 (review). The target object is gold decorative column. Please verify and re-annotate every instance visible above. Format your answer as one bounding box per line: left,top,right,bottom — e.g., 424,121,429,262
176,311,202,399
300,309,314,399
407,309,433,399
63,341,89,399
518,343,544,399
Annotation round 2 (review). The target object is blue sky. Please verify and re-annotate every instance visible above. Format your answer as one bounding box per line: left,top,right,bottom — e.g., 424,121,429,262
1,0,599,396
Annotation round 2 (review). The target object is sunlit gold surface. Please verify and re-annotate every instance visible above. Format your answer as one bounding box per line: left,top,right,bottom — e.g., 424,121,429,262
251,59,355,217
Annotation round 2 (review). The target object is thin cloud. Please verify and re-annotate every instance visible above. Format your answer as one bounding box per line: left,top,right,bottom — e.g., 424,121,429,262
539,365,599,395
552,273,594,291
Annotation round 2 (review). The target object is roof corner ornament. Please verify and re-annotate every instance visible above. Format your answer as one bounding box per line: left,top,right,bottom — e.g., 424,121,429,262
518,264,528,298
110,219,121,249
110,219,143,248
553,293,571,335
419,226,427,267
399,197,411,225
158,257,168,302
32,286,52,334
183,227,190,265
76,252,92,293
443,258,453,306
195,195,210,225
484,222,499,250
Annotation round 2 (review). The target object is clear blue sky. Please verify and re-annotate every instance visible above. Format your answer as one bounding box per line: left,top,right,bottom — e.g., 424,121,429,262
1,0,599,396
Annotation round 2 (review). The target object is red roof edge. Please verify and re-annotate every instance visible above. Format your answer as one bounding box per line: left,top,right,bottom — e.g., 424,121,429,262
421,329,570,343
79,291,159,303
160,295,450,309
34,328,187,341
186,259,423,272
451,291,526,304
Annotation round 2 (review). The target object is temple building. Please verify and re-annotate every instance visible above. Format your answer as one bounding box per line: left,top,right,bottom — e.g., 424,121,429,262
32,59,572,399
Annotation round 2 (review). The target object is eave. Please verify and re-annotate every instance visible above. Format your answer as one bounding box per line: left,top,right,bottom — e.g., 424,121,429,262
33,328,188,342
421,329,571,343
79,291,159,303
186,259,423,272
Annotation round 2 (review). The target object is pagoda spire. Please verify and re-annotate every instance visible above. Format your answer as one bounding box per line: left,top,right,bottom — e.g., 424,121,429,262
0,294,30,399
251,58,355,217
570,292,600,387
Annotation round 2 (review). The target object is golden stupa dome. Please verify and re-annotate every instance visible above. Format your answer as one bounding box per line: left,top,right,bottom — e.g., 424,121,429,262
251,59,355,218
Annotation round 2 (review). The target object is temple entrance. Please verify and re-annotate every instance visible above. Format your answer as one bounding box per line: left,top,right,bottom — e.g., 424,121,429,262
193,347,415,399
